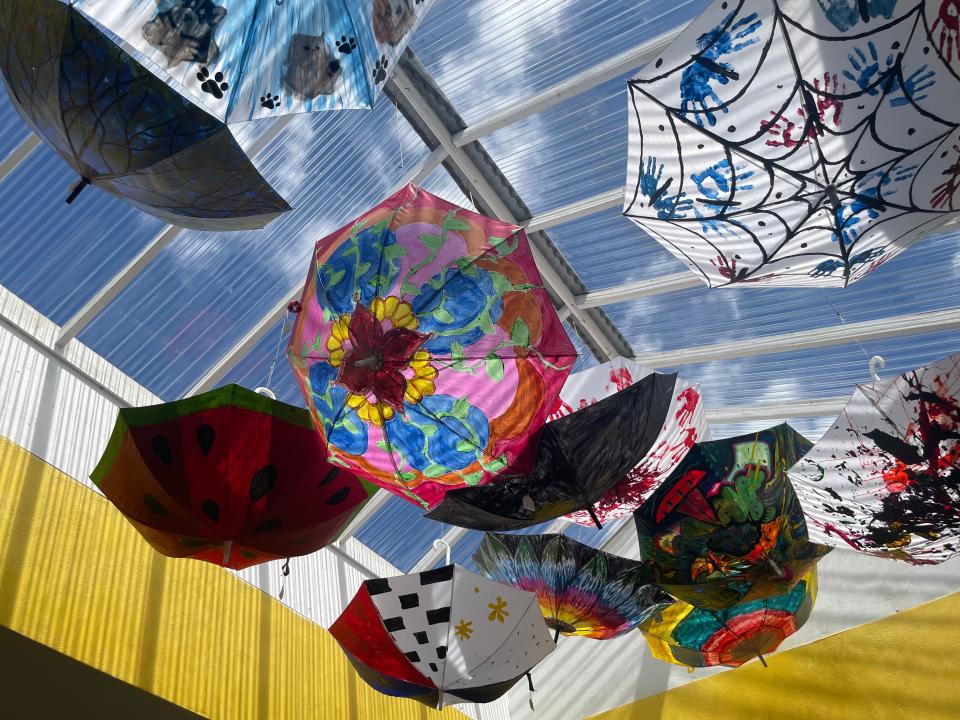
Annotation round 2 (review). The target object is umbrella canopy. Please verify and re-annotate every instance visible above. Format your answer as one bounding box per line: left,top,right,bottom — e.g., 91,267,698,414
0,0,290,230
472,533,673,641
90,384,375,570
641,570,817,668
425,372,679,531
625,0,960,287
71,0,436,122
287,184,576,509
551,358,709,527
330,564,555,709
635,424,830,609
789,352,960,564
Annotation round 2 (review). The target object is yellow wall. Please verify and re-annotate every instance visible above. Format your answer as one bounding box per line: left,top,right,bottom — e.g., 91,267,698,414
589,590,960,720
0,435,462,720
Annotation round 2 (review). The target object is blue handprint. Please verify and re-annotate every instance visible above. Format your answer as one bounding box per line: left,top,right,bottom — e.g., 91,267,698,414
680,12,761,128
638,156,693,219
844,42,936,107
809,258,846,277
691,158,755,204
889,65,935,107
817,0,898,32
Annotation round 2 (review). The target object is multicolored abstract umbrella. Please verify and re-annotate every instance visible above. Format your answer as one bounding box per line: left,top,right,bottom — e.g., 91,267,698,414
641,570,817,668
548,358,709,527
625,0,960,287
0,0,290,230
472,533,672,641
425,372,679,530
71,0,436,122
635,424,830,609
90,384,375,570
790,352,960,564
330,564,555,709
287,184,577,509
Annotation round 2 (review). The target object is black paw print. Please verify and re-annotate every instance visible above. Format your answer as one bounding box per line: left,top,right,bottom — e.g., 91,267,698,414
197,66,228,99
336,36,357,54
260,91,280,110
373,54,388,84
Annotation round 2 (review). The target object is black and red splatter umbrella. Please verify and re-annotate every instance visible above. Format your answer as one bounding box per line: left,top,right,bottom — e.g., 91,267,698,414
90,384,375,570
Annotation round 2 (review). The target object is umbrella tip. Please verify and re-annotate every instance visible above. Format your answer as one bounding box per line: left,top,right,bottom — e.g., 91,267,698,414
65,176,91,204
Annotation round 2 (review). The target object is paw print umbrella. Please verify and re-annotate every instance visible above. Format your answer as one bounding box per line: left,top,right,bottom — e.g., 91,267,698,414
425,372,680,531
70,0,437,122
626,0,960,287
90,384,376,570
640,570,817,668
789,352,960,564
330,564,555,709
287,184,577,509
548,358,709,527
0,0,290,230
635,424,830,610
473,533,672,641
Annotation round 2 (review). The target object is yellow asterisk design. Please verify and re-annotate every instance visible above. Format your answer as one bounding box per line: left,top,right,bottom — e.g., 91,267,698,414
454,619,473,640
487,596,510,623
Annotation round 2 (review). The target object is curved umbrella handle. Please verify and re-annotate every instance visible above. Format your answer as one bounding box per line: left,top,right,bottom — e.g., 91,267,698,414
254,386,277,400
868,355,886,382
433,538,451,566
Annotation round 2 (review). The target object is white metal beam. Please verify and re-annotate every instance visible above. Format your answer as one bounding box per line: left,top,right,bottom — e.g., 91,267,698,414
411,525,470,572
337,489,393,543
325,542,377,579
705,397,847,424
0,134,41,183
575,273,703,309
524,187,624,235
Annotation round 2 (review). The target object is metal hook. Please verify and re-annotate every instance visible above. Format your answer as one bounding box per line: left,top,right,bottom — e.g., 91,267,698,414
868,355,886,382
254,386,277,400
433,538,451,566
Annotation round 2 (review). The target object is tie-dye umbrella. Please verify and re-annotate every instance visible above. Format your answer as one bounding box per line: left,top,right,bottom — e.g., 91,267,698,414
0,0,290,230
641,570,817,668
472,533,672,642
330,564,555,709
425,373,679,530
90,384,375,570
789,352,960,564
70,0,436,122
635,424,830,609
287,184,577,509
550,358,709,527
626,0,960,287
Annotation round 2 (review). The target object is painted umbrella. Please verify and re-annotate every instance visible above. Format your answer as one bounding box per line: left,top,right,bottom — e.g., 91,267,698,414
330,564,555,709
287,184,577,509
0,0,290,230
425,372,680,531
641,570,817,668
789,352,960,564
635,424,830,609
70,0,436,122
625,0,960,287
473,533,673,641
549,357,709,527
90,384,375,570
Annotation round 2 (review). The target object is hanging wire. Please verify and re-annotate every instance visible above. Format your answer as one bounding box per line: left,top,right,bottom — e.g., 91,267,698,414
264,300,301,391
820,291,871,362
395,100,404,169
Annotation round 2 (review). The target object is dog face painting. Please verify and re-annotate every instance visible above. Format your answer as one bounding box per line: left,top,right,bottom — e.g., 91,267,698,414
283,35,342,99
372,0,418,46
142,0,227,67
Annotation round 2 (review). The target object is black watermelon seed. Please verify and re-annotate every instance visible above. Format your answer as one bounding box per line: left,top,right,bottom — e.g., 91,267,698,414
181,537,209,549
144,494,168,515
201,500,220,522
318,467,340,486
250,466,277,501
240,550,257,559
151,435,173,466
256,518,282,531
325,486,351,505
196,424,216,456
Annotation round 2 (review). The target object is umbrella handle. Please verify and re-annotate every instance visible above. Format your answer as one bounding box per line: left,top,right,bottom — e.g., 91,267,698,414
869,355,885,382
254,387,277,400
222,541,233,565
433,538,451,566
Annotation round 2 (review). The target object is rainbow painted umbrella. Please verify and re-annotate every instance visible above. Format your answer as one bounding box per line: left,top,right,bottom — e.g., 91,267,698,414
90,384,375,570
473,533,672,641
640,570,817,668
288,184,577,509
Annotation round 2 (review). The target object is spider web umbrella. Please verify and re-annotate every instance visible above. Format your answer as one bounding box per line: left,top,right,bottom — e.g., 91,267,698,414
789,351,960,564
625,0,960,287
0,0,290,230
288,184,577,509
71,0,436,122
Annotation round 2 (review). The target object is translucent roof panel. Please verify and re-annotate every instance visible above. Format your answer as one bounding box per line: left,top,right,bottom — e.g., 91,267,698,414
355,495,451,572
0,101,32,159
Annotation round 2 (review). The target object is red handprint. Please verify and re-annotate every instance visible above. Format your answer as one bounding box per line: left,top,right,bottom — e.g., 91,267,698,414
931,143,960,209
933,0,960,63
762,73,844,147
609,366,633,391
547,397,573,421
675,387,701,424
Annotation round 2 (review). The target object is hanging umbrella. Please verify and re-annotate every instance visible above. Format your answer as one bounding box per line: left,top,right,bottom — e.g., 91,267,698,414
472,533,673,641
425,372,680,531
70,0,436,122
635,424,830,609
550,358,709,527
0,0,290,230
625,0,960,287
330,564,555,709
90,384,375,570
287,184,577,509
641,570,817,669
789,352,960,564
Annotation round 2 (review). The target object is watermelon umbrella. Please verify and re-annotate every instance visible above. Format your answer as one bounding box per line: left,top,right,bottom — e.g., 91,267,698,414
425,372,679,531
641,570,817,668
472,533,672,641
330,564,555,709
288,184,577,509
550,358,709,527
0,0,290,230
90,384,375,570
635,424,830,609
789,352,960,564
